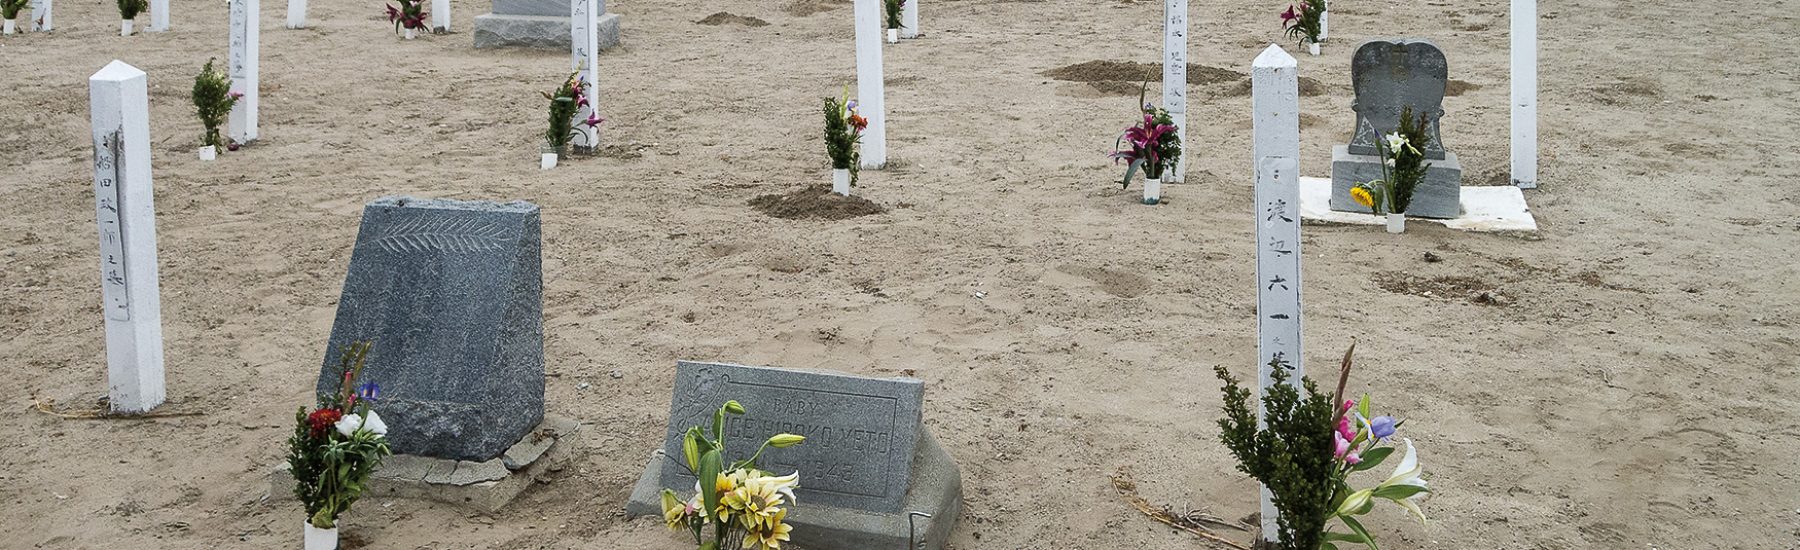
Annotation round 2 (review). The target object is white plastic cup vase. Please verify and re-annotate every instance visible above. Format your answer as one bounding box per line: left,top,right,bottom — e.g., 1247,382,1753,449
303,522,337,550
1386,213,1405,233
887,28,897,43
120,19,132,35
832,168,851,196
1143,178,1162,205
1309,42,1319,56
4,19,15,34
404,27,416,39
198,145,216,161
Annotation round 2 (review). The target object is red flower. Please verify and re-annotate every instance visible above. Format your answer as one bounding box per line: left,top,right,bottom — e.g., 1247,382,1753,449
848,114,869,132
306,408,343,438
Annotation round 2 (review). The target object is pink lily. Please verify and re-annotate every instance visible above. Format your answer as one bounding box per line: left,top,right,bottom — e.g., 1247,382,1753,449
582,112,604,128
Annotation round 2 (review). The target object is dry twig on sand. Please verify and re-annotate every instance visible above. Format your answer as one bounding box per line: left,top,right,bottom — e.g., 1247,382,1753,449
30,393,204,420
1112,467,1252,550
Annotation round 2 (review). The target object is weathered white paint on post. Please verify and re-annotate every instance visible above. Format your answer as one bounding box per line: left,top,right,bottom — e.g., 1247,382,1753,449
432,0,448,31
285,0,304,29
29,0,50,31
1510,0,1537,189
1317,0,1327,41
854,0,886,168
1250,44,1302,546
900,0,917,38
228,0,259,144
88,61,167,415
1161,0,1187,183
148,0,168,31
570,0,599,153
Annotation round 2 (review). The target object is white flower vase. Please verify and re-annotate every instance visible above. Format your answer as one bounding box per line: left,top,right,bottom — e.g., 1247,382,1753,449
540,152,558,170
303,522,338,550
1386,213,1405,234
4,19,16,34
1142,178,1161,205
404,27,416,40
832,168,851,196
1309,42,1319,56
198,145,217,161
120,19,132,36
887,28,897,43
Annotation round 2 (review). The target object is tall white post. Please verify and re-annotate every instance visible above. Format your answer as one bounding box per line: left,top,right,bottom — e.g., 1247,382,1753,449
286,0,305,29
1318,0,1328,41
1161,0,1188,183
1510,0,1537,189
228,0,259,144
148,0,168,31
899,0,917,38
854,0,886,168
432,0,449,32
1250,44,1302,547
87,61,167,415
29,0,50,31
570,0,599,153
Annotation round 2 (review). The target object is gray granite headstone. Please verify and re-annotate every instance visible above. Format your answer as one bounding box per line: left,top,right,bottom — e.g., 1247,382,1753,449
473,0,619,50
1330,39,1464,219
626,361,962,550
317,196,543,462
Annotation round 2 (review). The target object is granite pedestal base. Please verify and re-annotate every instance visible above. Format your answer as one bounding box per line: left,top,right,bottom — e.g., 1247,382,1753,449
624,427,962,550
1329,144,1463,219
270,415,579,513
473,12,618,50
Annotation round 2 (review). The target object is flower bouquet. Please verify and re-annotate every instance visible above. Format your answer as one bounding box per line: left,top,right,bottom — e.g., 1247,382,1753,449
883,0,905,42
1215,344,1430,550
1350,105,1431,233
1109,84,1182,205
824,88,867,196
1280,0,1326,55
385,0,428,39
540,73,602,169
0,0,26,34
116,0,145,35
191,59,239,161
658,400,807,550
287,341,392,550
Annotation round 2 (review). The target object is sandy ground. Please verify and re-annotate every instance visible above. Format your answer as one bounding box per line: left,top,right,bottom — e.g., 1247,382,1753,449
4,0,1800,547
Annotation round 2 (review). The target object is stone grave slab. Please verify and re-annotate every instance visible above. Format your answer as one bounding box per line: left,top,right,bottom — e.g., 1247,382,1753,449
316,196,543,462
1301,177,1537,232
625,361,961,550
473,0,619,50
1330,39,1463,218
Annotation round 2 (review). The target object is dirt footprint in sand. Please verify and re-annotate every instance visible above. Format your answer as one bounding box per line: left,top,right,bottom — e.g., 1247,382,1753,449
696,12,769,26
1044,264,1151,298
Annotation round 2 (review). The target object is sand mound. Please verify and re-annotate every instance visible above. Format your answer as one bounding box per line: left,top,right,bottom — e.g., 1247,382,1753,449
696,12,770,27
748,186,886,220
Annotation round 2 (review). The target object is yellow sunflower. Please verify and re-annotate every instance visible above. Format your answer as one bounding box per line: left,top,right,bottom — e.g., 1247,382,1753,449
744,508,794,550
1350,186,1374,208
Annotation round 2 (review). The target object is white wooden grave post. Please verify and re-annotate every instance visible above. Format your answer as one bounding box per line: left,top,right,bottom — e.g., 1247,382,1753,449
854,0,886,168
1510,0,1537,188
1318,0,1328,42
570,0,599,153
286,0,304,29
228,0,259,144
432,0,449,32
1250,44,1302,547
900,0,917,38
87,61,167,415
1161,0,1188,183
148,0,168,32
29,0,50,31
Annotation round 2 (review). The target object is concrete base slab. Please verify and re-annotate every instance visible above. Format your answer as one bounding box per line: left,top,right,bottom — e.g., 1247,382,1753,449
1300,177,1537,232
270,414,580,513
473,12,618,50
624,427,962,550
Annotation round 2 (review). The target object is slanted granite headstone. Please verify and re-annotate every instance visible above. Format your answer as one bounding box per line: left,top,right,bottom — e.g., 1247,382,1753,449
626,361,961,550
317,196,544,462
473,0,619,50
1330,39,1464,219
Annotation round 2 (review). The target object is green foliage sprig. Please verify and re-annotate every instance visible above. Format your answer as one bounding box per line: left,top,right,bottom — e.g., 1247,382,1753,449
542,73,582,154
1387,106,1431,214
823,90,865,184
287,342,392,529
884,0,904,30
1,0,30,20
118,0,146,20
1280,0,1325,47
1216,355,1337,550
191,59,237,149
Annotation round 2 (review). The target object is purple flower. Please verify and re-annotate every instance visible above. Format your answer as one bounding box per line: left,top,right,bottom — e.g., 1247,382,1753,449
845,99,859,112
583,112,604,128
356,382,381,402
1370,416,1397,440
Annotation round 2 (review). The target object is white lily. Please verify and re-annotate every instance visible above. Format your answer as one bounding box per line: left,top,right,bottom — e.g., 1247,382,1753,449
1378,438,1429,523
335,413,362,437
1384,132,1405,154
763,471,801,504
362,410,389,436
